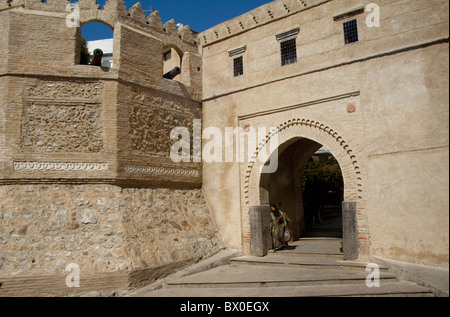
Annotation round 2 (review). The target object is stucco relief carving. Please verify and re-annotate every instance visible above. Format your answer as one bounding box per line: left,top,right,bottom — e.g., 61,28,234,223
20,102,103,153
13,161,108,172
20,80,105,153
25,81,103,100
123,165,199,178
129,90,201,157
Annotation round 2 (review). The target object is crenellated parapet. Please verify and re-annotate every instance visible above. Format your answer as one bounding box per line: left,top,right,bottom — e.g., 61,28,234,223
199,0,325,46
3,0,73,11
0,0,198,50
77,0,100,10
0,0,203,189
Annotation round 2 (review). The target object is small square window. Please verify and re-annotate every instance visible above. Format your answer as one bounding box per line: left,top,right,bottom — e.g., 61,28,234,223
343,19,359,44
280,38,297,66
233,56,244,77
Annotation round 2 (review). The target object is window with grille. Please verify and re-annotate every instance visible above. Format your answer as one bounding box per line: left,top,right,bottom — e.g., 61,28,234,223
343,19,359,44
233,56,244,77
276,28,299,67
228,45,246,78
280,38,297,66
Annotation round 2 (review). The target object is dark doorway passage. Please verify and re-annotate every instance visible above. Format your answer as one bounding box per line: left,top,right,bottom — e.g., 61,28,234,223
301,148,343,238
266,138,344,242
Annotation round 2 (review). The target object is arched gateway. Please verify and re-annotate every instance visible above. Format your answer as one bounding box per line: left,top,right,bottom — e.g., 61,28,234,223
241,114,371,260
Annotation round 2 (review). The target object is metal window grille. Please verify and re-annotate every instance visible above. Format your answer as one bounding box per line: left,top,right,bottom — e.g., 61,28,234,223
343,19,359,44
233,56,244,77
280,38,297,66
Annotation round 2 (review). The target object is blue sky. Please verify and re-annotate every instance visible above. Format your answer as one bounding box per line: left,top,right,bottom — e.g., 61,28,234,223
82,0,273,41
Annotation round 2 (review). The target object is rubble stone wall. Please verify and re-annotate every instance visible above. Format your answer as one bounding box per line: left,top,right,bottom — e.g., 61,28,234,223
0,184,223,295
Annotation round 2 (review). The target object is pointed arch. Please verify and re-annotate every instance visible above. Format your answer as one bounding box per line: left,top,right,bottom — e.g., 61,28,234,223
242,115,370,259
244,117,364,206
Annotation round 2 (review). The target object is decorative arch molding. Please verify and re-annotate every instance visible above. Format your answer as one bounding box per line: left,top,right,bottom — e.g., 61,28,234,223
244,116,365,207
241,114,371,259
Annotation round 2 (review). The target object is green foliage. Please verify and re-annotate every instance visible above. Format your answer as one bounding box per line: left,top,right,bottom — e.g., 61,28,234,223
301,157,343,205
80,37,90,65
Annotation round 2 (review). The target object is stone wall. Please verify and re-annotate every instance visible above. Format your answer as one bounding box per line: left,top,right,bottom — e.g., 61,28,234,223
0,4,203,187
0,184,223,296
200,0,449,266
0,1,211,295
0,1,448,299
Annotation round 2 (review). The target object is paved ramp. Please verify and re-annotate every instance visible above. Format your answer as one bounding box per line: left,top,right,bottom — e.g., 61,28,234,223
131,238,434,297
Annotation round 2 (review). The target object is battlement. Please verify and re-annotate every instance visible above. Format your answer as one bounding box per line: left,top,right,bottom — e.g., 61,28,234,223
199,0,329,45
0,0,204,189
0,0,198,48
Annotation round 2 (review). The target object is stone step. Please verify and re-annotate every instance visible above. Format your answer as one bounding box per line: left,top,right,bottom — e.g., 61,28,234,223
270,252,344,259
145,281,434,297
304,230,343,238
163,264,397,289
272,240,344,259
304,233,343,238
231,256,391,272
295,237,341,242
128,244,439,298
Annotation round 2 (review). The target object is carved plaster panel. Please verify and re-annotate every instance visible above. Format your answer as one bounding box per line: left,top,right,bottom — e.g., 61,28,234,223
20,80,105,154
13,161,108,172
123,165,199,178
129,89,201,157
25,81,104,101
20,101,103,153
